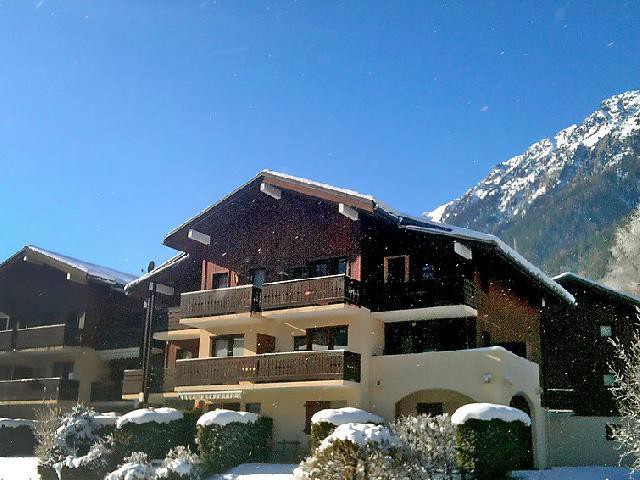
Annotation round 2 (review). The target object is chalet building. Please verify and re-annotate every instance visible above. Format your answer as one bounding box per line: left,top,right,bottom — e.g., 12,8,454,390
0,246,142,417
542,272,640,467
121,170,590,468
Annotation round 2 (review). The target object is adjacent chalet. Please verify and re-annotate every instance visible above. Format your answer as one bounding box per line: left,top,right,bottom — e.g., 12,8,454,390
543,272,640,466
122,170,586,468
0,246,142,417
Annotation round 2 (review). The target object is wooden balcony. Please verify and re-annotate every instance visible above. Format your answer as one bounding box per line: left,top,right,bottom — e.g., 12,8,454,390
0,377,79,401
176,350,361,387
122,367,176,396
261,275,360,311
15,324,81,350
369,276,476,312
180,286,261,319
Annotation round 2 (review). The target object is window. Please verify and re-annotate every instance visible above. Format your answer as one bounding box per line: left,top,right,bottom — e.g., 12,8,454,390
603,373,615,387
600,325,613,337
213,272,229,289
385,256,408,284
251,268,266,288
606,424,620,441
0,316,9,331
53,362,74,379
479,264,490,292
420,263,435,280
293,335,307,351
306,326,348,351
0,366,10,380
211,335,244,357
417,402,444,416
245,403,261,414
482,331,491,347
176,348,193,360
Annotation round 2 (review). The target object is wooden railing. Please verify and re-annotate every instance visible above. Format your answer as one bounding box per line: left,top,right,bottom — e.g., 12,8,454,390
180,286,261,318
167,306,184,330
176,350,361,387
369,276,476,312
261,275,360,311
13,324,81,350
121,368,176,396
0,377,79,401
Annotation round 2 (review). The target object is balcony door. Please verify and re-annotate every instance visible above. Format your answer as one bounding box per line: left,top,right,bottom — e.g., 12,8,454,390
211,335,244,357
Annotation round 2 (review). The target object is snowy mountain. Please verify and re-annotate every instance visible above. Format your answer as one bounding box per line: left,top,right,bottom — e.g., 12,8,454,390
427,90,640,280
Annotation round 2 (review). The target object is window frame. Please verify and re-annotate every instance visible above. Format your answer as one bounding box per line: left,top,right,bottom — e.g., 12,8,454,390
211,334,245,358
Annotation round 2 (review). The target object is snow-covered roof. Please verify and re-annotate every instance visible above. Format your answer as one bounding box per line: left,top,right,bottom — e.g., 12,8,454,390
196,409,258,427
1,245,137,287
319,423,394,451
451,403,531,426
124,252,189,293
158,169,574,303
116,407,183,429
311,407,383,426
554,272,640,306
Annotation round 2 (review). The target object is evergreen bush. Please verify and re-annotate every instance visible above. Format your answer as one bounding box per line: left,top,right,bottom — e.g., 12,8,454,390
0,423,36,456
196,416,273,473
455,418,530,480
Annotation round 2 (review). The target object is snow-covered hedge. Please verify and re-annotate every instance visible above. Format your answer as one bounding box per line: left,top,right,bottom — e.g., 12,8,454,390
453,403,531,479
113,408,198,461
310,407,383,451
105,447,202,480
0,418,36,456
196,409,272,473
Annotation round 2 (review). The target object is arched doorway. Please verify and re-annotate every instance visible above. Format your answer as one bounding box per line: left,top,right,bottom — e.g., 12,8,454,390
395,389,475,419
510,394,534,469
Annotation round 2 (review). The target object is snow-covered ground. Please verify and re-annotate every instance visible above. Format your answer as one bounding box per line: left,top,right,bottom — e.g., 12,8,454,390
513,467,640,480
0,457,38,480
207,463,297,479
0,457,637,480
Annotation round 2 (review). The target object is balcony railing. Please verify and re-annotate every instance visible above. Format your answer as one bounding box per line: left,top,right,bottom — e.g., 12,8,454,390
0,330,14,351
369,276,476,312
261,275,360,311
176,350,361,386
180,286,261,319
122,367,176,396
0,377,79,401
15,324,81,350
90,382,125,402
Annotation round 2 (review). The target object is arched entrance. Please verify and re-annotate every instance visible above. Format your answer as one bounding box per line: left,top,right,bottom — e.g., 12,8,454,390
510,394,534,469
395,389,475,419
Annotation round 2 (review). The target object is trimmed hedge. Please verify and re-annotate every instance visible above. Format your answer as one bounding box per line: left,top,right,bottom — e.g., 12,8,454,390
197,416,273,473
310,422,335,451
455,418,531,480
113,411,199,461
0,424,36,456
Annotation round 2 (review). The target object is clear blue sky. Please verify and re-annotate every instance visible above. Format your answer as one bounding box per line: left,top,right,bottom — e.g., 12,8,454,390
1,0,638,276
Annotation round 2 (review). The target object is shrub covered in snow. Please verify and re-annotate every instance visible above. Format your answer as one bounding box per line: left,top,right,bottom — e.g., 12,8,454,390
35,404,116,480
0,418,37,456
196,409,273,473
453,403,531,479
297,416,459,480
113,408,198,461
310,408,383,451
295,423,414,480
391,413,457,479
55,438,115,480
155,446,203,480
105,452,156,480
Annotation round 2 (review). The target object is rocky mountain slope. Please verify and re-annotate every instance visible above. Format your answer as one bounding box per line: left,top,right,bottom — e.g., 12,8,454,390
427,90,640,280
